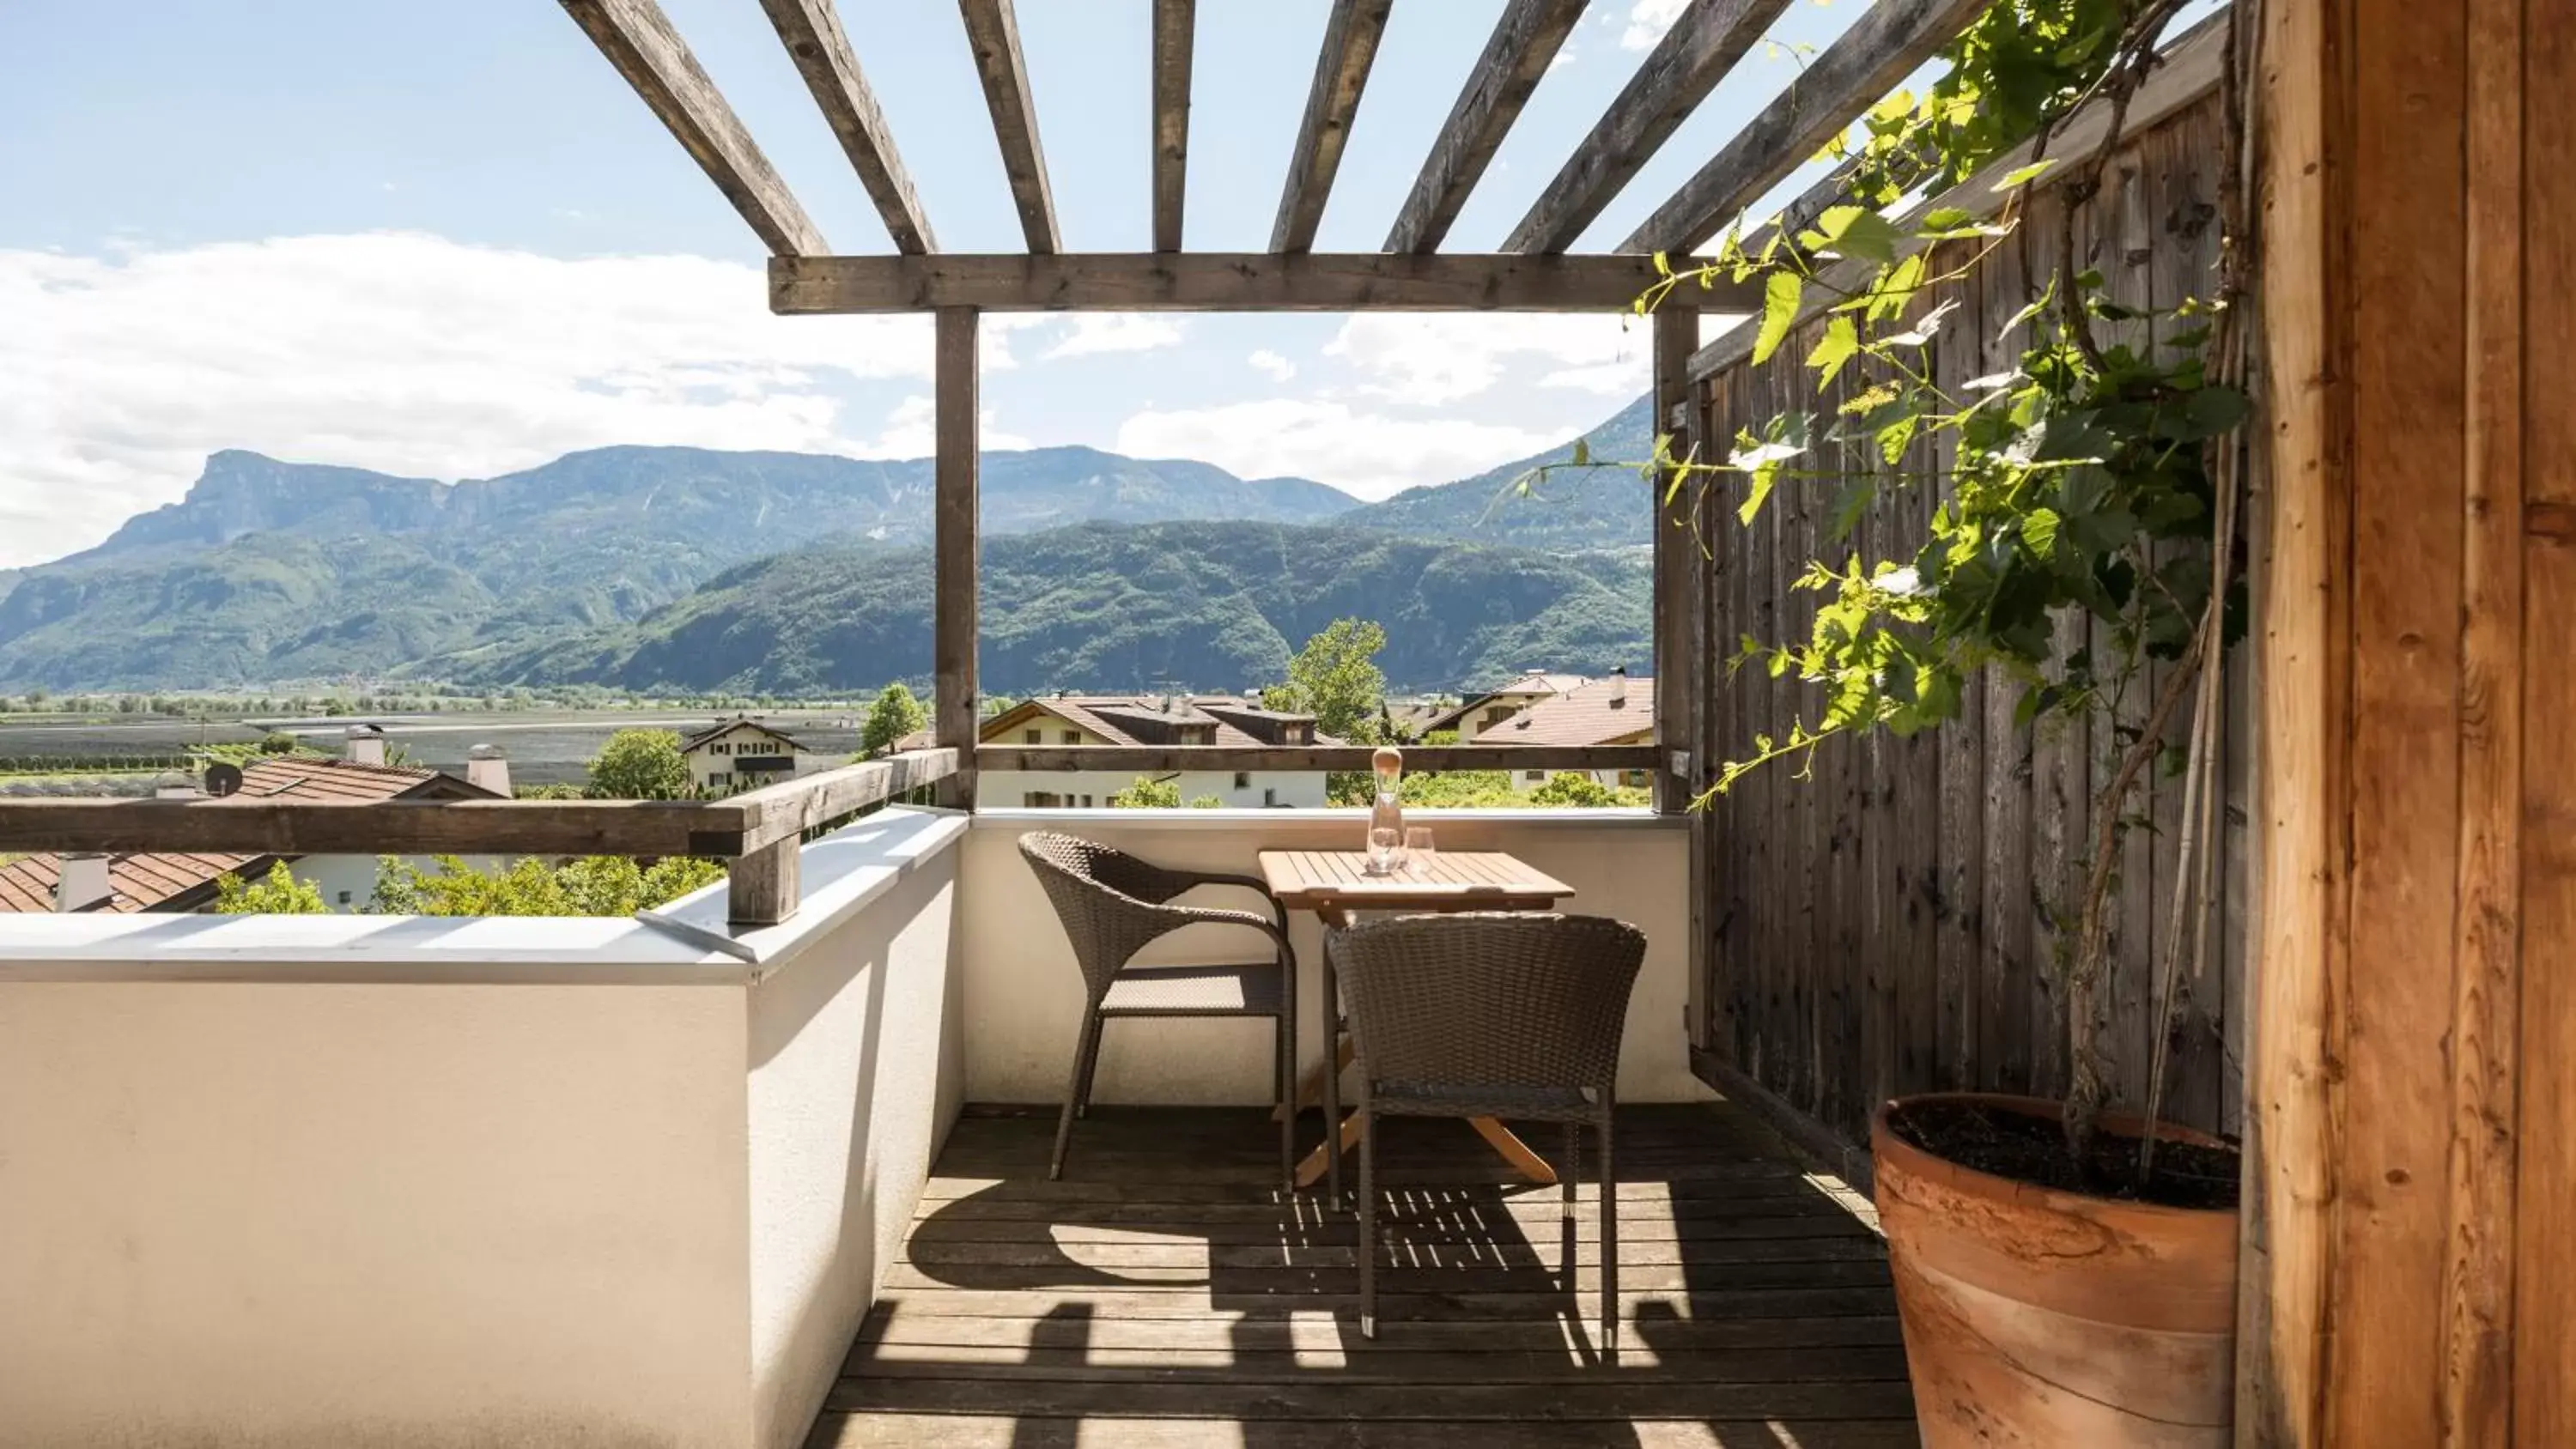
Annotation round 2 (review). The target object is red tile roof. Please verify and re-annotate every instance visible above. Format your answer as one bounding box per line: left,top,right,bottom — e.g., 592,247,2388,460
983,695,1340,750
1481,676,1656,748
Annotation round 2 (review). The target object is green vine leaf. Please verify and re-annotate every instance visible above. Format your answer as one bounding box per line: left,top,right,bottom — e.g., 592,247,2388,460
1753,271,1805,364
1807,315,1861,388
2025,506,2062,557
1818,204,1905,265
1993,159,2057,192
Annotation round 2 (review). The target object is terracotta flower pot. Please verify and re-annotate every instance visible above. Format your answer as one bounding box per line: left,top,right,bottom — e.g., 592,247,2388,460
1871,1092,2239,1447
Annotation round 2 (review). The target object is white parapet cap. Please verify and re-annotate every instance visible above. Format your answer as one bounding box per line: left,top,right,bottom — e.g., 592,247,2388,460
0,807,968,986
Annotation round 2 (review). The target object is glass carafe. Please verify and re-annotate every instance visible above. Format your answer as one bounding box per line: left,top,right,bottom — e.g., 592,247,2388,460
1365,746,1403,874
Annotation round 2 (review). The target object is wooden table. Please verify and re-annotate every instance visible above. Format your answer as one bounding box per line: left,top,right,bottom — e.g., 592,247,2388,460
1255,847,1577,1201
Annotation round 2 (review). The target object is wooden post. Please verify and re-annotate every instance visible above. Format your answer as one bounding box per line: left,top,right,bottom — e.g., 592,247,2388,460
935,306,980,810
1653,304,1705,1053
2245,0,2556,1437
727,835,800,926
1650,306,1701,816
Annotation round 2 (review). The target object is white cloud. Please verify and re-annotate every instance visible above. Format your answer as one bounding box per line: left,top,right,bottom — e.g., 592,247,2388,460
0,232,955,566
1042,313,1185,361
1323,314,1645,405
1540,361,1651,395
1247,349,1297,382
1115,400,1562,501
856,394,1030,458
1621,0,1690,50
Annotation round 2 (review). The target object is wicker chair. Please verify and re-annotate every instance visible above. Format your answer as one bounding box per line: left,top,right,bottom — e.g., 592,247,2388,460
1332,912,1647,1346
1018,832,1299,1188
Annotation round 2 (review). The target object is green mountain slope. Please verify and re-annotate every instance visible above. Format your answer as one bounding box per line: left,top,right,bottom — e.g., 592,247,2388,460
0,397,1669,693
0,444,1358,689
1337,395,1656,547
441,521,1649,697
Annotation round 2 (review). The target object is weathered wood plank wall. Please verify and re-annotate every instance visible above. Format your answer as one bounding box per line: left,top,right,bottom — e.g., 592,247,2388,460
1695,91,2251,1153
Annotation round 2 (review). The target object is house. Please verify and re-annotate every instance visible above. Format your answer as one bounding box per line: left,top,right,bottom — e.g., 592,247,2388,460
0,747,502,914
1480,671,1656,791
1424,670,1590,741
680,716,805,796
978,694,1339,808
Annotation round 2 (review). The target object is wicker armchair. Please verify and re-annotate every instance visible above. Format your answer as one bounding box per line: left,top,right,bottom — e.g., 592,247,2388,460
1018,832,1299,1187
1332,912,1646,1346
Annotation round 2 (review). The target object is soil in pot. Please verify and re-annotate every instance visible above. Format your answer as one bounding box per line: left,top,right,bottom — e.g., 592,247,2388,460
1886,1098,2241,1209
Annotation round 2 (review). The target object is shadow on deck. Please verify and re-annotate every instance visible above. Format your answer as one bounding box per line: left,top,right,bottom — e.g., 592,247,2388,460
806,1102,1915,1448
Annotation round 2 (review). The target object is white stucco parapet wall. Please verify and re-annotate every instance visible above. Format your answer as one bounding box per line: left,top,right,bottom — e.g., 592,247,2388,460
0,807,969,1449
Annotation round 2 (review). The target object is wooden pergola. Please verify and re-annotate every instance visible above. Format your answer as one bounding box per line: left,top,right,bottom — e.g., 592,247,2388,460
0,1,2565,1443
555,0,1997,822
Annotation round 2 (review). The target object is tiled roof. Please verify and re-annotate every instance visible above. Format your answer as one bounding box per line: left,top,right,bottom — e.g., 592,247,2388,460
678,717,803,753
0,850,272,915
1481,676,1656,748
0,756,494,913
234,757,449,802
1426,671,1589,732
983,696,1340,750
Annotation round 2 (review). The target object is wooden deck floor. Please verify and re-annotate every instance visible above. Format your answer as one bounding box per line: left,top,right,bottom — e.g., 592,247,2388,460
805,1102,1916,1447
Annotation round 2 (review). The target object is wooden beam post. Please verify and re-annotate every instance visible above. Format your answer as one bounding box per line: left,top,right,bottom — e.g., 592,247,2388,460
727,835,801,926
935,306,981,810
2245,0,2561,1436
557,0,826,257
1382,0,1587,254
769,252,1761,314
1503,0,1794,254
1618,0,1990,256
1651,306,1701,816
758,0,937,253
1151,0,1194,252
1270,0,1394,254
957,0,1060,254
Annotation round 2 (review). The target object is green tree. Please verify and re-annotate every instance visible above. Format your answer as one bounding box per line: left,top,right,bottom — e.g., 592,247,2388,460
1528,772,1643,808
860,682,928,758
371,854,725,916
215,862,330,914
1109,776,1182,808
1264,619,1388,743
586,728,692,800
1187,794,1224,809
258,731,300,755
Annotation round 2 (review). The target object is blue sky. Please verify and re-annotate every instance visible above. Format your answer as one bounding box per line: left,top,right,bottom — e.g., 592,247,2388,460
0,0,1868,567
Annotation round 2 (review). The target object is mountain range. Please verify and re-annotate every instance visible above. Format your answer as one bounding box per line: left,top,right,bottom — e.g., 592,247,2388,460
0,395,1660,694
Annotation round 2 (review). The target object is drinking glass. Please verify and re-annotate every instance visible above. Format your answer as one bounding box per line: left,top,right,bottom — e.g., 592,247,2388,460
1366,827,1400,876
1403,825,1435,870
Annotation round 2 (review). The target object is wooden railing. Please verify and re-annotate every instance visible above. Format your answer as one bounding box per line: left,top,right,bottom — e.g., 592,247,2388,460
0,742,1662,926
972,744,1660,773
0,749,960,927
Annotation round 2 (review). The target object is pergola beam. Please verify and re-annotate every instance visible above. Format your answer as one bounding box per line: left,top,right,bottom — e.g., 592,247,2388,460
1270,0,1395,254
1383,0,1589,254
558,0,826,257
1682,13,2227,383
1503,0,1795,254
958,0,1061,254
770,252,1762,312
758,0,937,254
1620,0,1990,257
1151,0,1195,252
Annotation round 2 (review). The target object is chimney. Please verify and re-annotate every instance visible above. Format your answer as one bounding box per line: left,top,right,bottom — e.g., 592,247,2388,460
466,743,513,798
344,723,386,767
56,853,112,912
1607,667,1629,708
